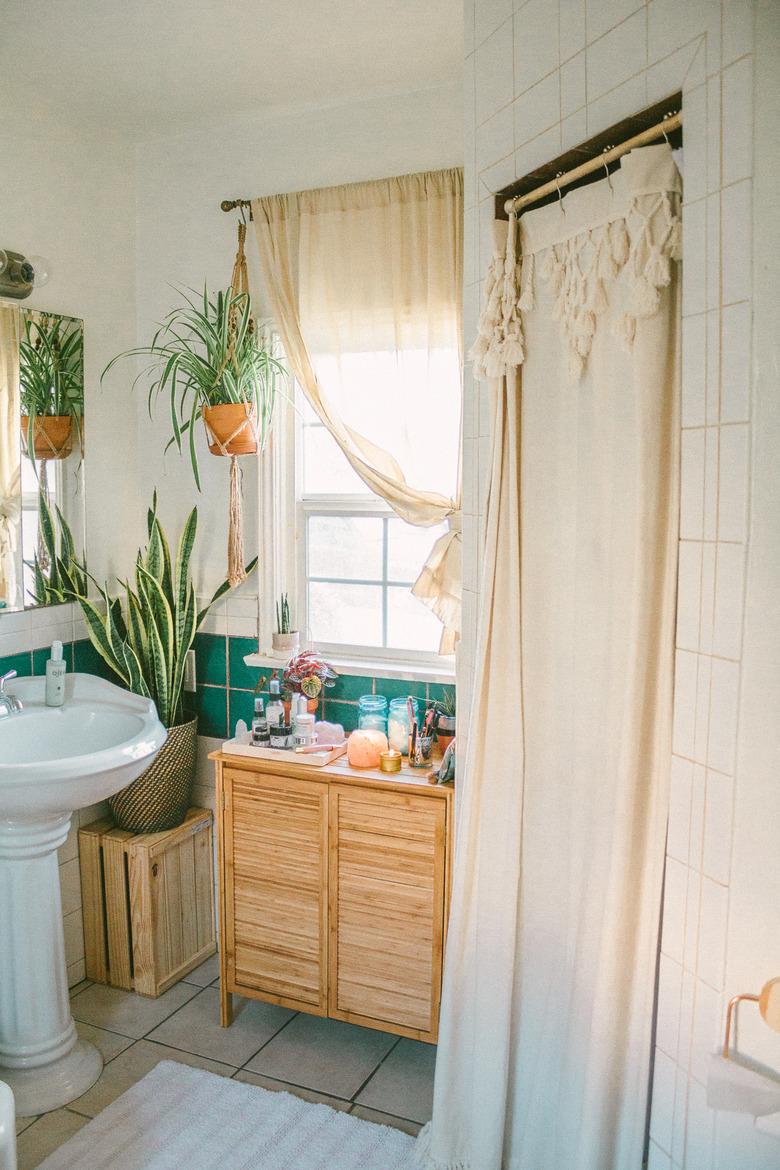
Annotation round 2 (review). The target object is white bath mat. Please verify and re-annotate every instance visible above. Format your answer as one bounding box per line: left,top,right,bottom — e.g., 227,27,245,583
38,1060,415,1169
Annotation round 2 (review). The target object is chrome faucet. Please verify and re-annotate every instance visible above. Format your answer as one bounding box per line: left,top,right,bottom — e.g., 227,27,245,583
0,670,23,717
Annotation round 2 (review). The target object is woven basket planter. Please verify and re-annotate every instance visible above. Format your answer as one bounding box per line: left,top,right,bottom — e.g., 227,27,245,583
109,718,197,833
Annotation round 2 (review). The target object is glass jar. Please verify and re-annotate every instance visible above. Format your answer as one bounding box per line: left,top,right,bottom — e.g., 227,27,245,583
358,694,389,734
387,696,419,755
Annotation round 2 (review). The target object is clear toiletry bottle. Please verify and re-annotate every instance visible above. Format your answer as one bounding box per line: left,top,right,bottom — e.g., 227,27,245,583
45,639,66,707
265,676,284,728
251,695,269,745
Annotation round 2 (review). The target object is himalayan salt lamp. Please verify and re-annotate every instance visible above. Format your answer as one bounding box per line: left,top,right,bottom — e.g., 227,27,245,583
347,728,388,768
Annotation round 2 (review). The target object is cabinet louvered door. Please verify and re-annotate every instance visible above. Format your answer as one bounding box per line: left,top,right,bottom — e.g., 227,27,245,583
223,768,328,1014
329,784,447,1042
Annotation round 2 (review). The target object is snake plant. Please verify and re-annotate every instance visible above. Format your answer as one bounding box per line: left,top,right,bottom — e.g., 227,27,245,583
102,286,284,490
68,493,257,728
25,492,88,607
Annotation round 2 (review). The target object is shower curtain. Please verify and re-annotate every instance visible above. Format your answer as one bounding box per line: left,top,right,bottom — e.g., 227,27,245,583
418,144,682,1170
0,305,21,608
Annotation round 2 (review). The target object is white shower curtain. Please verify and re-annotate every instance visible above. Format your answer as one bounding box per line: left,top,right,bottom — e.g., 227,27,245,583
0,305,21,607
418,144,682,1170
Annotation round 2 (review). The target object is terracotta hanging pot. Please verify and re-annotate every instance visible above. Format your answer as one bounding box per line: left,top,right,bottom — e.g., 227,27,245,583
20,415,73,460
203,402,258,456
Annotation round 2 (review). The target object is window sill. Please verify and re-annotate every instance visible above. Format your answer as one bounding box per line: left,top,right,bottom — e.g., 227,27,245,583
243,651,456,686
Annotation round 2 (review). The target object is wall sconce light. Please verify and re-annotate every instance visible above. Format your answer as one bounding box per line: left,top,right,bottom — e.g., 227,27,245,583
0,249,52,300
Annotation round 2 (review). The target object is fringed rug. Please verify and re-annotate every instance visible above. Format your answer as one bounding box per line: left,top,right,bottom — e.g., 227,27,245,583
38,1060,415,1169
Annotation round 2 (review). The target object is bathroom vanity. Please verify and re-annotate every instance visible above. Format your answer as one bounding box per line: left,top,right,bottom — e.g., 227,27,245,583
211,751,453,1043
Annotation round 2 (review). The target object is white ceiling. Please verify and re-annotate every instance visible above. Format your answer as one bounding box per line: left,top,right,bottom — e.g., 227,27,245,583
1,0,462,141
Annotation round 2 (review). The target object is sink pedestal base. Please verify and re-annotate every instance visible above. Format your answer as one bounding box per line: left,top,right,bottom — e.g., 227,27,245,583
0,815,103,1116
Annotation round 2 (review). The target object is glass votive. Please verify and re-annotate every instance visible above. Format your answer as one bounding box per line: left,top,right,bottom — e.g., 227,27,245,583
387,697,419,755
358,694,389,734
379,748,402,773
409,734,433,768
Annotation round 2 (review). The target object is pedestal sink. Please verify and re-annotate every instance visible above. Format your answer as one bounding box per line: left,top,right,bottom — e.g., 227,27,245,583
0,673,165,1116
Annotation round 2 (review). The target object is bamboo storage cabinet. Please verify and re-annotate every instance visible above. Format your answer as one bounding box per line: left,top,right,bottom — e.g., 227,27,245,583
212,752,452,1044
79,807,216,997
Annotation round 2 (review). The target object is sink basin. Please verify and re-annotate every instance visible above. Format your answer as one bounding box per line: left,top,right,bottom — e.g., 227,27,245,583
0,673,165,1116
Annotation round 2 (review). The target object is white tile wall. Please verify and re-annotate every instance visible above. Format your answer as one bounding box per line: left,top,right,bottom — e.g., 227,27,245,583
466,1,757,1164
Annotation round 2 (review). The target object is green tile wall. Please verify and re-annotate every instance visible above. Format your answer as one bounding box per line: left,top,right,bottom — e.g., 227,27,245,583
0,632,455,741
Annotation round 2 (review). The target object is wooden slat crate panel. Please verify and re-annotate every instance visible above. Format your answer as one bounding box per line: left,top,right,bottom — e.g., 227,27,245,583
78,808,215,998
329,786,446,1040
225,771,328,1012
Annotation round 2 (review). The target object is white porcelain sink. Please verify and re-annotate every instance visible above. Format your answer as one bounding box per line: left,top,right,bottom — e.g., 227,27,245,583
0,673,165,1117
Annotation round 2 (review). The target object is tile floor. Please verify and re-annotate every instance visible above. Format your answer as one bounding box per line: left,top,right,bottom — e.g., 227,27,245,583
15,954,435,1169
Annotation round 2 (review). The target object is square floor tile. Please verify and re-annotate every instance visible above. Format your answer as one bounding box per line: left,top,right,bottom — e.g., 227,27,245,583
70,981,200,1039
76,1021,134,1063
15,1114,38,1136
182,952,221,987
146,986,295,1066
244,1013,397,1099
16,1108,87,1170
350,1104,422,1137
68,1039,236,1118
234,1069,351,1111
355,1038,436,1123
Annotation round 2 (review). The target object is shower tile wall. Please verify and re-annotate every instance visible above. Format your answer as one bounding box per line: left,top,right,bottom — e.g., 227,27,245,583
463,1,760,1166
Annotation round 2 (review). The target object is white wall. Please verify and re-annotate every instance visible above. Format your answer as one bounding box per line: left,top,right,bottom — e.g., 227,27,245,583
133,82,464,612
464,1,779,1167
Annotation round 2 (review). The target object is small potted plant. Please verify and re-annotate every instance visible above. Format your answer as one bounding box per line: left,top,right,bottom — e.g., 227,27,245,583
272,592,299,657
19,312,84,461
434,688,456,754
282,651,338,719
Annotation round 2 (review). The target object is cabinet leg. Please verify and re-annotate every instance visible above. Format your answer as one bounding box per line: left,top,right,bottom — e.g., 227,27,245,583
220,982,233,1028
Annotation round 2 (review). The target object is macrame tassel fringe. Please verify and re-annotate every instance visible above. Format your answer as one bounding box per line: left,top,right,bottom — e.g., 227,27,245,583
227,454,247,588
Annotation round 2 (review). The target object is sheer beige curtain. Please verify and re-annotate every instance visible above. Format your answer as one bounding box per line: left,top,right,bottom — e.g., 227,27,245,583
418,145,682,1170
252,168,463,651
0,305,21,607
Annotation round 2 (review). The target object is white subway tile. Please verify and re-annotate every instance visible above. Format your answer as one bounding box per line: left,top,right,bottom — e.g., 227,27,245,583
662,856,688,963
684,865,702,974
712,542,745,661
0,609,31,636
586,0,642,43
678,969,696,1069
682,314,706,427
681,83,706,206
476,24,515,124
717,423,749,543
694,656,712,766
657,954,684,1058
697,877,728,990
680,428,705,540
672,649,698,758
58,819,79,865
721,180,752,305
647,39,705,108
561,107,587,150
63,906,85,966
703,426,719,542
513,70,560,145
705,193,720,312
650,1048,677,1153
722,0,754,65
685,1077,715,1169
475,0,513,47
691,981,722,1086
722,56,754,185
480,152,518,197
514,124,562,177
676,541,702,652
0,629,31,657
698,543,716,655
586,71,647,139
59,857,82,917
476,101,515,171
706,73,721,194
703,769,734,886
672,1065,690,1164
708,658,740,776
464,0,475,55
559,0,586,61
586,10,646,101
68,959,87,988
479,194,500,273
514,0,559,91
647,0,706,64
682,199,706,317
705,309,720,426
560,50,585,117
668,755,694,863
689,763,706,870
720,302,751,424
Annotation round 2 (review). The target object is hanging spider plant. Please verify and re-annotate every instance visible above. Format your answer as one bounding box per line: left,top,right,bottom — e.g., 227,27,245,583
102,286,284,489
19,312,84,462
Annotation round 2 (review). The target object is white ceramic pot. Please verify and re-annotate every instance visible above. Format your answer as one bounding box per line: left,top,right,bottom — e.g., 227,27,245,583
271,630,300,657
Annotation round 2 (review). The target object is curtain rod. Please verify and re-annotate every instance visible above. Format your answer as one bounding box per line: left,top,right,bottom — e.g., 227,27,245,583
221,198,253,220
503,110,682,217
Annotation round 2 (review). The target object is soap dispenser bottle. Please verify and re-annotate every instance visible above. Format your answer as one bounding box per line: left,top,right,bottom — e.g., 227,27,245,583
45,640,66,707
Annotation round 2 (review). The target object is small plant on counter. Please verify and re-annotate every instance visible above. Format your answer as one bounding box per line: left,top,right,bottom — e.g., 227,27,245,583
282,651,338,705
434,687,456,752
272,590,299,655
276,592,291,633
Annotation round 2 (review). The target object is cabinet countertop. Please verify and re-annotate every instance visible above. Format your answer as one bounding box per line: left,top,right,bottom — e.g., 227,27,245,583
209,748,453,799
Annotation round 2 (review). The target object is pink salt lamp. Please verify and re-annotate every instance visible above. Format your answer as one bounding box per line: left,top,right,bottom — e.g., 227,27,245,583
347,729,388,768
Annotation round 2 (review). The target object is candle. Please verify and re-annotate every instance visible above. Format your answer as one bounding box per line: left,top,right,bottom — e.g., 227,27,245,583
379,748,402,773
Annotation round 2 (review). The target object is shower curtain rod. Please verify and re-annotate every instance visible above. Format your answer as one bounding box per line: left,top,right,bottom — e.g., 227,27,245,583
503,110,682,216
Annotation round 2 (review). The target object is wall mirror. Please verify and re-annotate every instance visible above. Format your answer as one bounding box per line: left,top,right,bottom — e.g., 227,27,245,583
0,306,86,612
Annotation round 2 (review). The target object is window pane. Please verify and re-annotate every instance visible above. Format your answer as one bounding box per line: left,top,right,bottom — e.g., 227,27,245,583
308,581,383,646
308,515,383,581
387,518,447,583
303,425,367,495
387,586,442,653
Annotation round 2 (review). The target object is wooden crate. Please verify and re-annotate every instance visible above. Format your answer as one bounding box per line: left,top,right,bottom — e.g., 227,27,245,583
79,807,216,997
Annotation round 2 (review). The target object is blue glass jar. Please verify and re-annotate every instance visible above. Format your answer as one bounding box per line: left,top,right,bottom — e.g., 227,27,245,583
387,696,420,755
358,694,388,734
